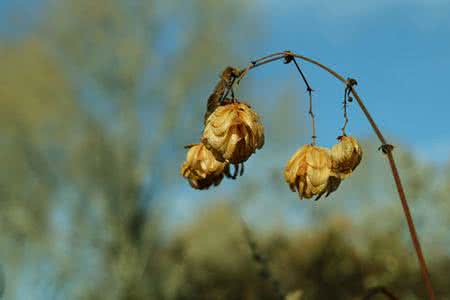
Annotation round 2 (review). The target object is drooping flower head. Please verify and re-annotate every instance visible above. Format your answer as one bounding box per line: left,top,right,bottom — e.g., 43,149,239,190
331,135,363,179
202,100,264,164
180,143,226,190
284,144,341,200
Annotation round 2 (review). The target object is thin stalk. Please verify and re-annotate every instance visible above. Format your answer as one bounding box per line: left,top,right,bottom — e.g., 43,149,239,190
237,55,285,85
234,51,436,300
308,91,316,145
341,88,349,136
290,57,316,144
362,286,400,300
240,218,285,300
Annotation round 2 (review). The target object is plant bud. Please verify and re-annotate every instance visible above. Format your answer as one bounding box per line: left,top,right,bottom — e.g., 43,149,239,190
202,101,264,164
284,145,341,200
331,136,362,179
180,143,226,190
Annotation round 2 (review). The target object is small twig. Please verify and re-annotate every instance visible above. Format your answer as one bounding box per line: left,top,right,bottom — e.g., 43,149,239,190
286,56,316,145
362,287,400,300
237,54,286,85
308,91,316,145
183,143,197,149
290,57,313,93
240,218,285,300
341,87,349,136
220,76,237,103
239,162,245,176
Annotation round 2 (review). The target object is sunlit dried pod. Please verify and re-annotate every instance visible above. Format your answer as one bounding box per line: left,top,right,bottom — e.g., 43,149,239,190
180,143,226,190
284,144,341,200
202,100,264,164
331,135,363,179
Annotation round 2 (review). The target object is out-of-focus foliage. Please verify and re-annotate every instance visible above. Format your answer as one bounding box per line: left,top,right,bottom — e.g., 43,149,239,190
0,0,258,299
0,0,449,299
159,203,450,300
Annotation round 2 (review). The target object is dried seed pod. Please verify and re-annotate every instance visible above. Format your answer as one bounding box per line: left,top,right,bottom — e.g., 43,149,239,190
180,143,226,190
284,145,341,200
202,101,264,164
331,135,363,179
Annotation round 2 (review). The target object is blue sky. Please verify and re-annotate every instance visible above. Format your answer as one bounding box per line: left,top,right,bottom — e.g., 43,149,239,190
1,0,448,161
165,0,450,232
242,0,450,162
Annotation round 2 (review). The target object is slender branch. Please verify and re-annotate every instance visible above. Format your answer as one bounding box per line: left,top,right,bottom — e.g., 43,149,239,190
362,287,400,300
350,88,435,300
252,51,287,64
341,87,349,136
240,218,285,300
237,55,285,85
291,58,313,92
221,76,237,103
308,91,316,145
288,57,316,144
232,50,436,300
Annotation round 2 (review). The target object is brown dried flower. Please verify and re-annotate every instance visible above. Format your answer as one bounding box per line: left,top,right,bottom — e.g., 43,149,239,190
331,135,363,179
180,143,226,190
202,101,264,164
284,145,341,200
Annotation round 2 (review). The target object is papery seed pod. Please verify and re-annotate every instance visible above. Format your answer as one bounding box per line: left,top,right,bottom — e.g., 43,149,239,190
202,100,264,164
284,145,341,200
180,143,226,190
331,135,363,179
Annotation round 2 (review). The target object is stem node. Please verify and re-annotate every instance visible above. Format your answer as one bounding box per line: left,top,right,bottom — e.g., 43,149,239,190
379,144,395,154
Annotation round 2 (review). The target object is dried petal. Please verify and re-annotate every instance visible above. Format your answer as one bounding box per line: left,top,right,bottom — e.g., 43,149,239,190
284,145,341,200
180,143,226,190
331,136,363,179
202,101,264,164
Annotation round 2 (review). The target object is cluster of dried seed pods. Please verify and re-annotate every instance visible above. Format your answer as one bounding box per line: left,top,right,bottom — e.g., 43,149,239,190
180,66,362,201
180,69,265,190
284,136,362,200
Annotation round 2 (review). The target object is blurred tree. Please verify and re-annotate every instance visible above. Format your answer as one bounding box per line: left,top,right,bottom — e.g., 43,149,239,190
0,0,259,299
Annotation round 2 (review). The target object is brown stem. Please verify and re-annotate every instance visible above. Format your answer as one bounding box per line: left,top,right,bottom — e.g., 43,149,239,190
237,55,285,85
240,217,285,300
341,88,349,136
308,91,316,145
236,51,436,300
351,88,435,300
362,286,400,300
290,57,316,144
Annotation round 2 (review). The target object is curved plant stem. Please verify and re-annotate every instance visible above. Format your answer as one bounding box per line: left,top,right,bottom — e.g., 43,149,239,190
350,88,436,300
362,286,400,300
235,51,436,300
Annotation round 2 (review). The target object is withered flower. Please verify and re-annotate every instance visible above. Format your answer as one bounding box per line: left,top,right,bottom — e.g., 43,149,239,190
331,135,363,179
284,145,341,200
180,143,226,190
202,101,264,164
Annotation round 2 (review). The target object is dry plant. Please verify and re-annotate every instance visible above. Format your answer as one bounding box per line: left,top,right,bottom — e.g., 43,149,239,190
180,51,435,300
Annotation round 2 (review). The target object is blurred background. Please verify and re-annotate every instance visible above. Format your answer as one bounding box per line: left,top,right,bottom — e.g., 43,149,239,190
1,0,450,299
